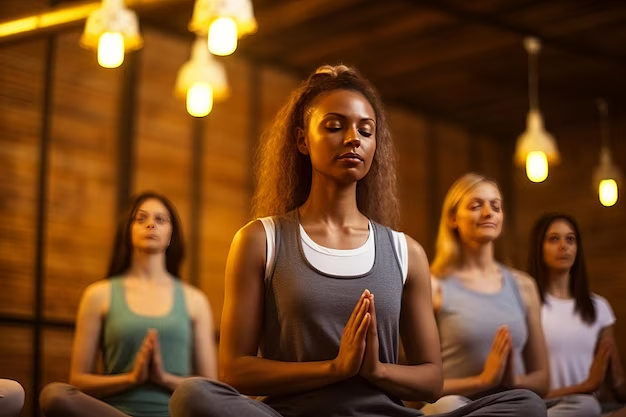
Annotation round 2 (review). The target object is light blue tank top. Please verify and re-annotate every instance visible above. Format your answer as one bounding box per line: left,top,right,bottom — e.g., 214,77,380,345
101,278,192,417
436,266,527,385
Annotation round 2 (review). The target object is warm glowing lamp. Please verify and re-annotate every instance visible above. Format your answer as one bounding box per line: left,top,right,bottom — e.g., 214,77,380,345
513,37,559,182
80,0,142,69
189,0,257,56
593,100,621,207
175,38,229,118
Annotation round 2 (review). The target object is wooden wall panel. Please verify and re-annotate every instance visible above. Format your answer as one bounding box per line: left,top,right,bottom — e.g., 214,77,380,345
42,328,73,386
44,31,120,321
388,109,430,249
435,123,472,198
511,118,626,360
200,56,252,327
133,29,194,282
0,325,33,417
259,65,299,135
0,40,45,318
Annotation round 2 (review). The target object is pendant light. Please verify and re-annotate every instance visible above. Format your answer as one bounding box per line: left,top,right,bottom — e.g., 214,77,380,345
513,37,560,183
593,99,621,207
80,0,142,68
175,37,229,117
188,0,257,56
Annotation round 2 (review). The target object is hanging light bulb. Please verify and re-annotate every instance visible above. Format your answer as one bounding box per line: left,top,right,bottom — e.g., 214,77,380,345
513,37,559,182
80,0,142,69
189,0,257,56
593,99,621,207
97,32,124,68
175,37,229,118
186,82,214,117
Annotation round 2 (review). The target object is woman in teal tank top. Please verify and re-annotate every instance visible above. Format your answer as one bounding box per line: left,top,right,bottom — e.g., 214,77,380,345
40,192,218,417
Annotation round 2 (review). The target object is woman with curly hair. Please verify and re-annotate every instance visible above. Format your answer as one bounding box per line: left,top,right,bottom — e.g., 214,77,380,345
170,65,545,417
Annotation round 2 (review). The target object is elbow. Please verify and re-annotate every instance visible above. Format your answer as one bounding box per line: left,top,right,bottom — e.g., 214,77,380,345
425,374,444,403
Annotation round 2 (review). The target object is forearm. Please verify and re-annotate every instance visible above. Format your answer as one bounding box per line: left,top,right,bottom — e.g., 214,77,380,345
545,382,595,399
441,374,496,398
365,363,442,402
69,373,137,398
514,371,549,397
221,356,345,396
157,372,187,392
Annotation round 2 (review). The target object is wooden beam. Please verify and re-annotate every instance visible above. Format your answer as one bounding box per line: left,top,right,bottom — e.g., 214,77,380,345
0,0,183,44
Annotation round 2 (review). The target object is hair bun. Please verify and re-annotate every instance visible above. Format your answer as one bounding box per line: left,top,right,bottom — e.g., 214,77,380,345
314,64,352,78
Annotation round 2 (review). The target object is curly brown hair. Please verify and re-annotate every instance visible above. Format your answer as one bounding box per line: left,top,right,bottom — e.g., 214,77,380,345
252,64,399,228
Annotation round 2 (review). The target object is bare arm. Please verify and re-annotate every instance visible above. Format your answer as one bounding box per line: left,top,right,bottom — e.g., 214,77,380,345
603,326,626,402
360,237,443,402
512,270,550,398
219,220,369,397
69,281,151,397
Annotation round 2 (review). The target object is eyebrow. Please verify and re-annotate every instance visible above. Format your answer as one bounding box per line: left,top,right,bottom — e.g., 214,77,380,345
323,112,376,123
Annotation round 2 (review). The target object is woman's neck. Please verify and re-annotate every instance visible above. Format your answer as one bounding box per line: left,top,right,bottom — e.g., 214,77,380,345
299,177,364,227
127,251,170,282
458,241,497,274
546,270,571,299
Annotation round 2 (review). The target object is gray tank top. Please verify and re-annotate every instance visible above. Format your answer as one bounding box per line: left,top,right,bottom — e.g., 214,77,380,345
261,212,423,417
436,267,528,383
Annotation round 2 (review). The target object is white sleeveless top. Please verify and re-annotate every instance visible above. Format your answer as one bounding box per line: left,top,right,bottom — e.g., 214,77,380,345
259,217,408,283
542,293,615,390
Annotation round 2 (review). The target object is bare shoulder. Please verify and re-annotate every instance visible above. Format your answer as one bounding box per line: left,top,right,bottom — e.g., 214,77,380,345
404,234,430,284
404,234,428,263
79,279,111,315
182,283,211,312
509,268,540,305
235,219,268,245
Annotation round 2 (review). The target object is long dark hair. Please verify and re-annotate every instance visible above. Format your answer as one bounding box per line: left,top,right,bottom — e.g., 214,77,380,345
252,64,399,228
107,192,185,279
527,213,596,324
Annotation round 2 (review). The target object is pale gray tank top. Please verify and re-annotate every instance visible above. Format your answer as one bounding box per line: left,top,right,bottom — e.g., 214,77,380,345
436,267,527,383
261,212,424,417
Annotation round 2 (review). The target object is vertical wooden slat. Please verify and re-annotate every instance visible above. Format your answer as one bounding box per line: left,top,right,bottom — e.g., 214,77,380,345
33,32,55,417
0,39,45,318
44,30,120,322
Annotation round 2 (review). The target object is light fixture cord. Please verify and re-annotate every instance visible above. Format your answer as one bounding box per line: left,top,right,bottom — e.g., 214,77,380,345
528,42,539,111
597,98,610,149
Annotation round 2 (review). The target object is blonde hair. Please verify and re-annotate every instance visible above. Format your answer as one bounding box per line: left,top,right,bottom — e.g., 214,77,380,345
430,173,500,278
252,64,399,228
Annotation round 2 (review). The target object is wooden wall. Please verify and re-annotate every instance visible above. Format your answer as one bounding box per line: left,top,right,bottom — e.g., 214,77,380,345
0,24,510,416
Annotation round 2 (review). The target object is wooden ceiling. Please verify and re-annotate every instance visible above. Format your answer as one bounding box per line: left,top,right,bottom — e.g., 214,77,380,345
43,0,626,140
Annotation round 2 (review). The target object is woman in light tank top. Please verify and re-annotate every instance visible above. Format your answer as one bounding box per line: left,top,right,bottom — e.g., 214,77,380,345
39,192,218,417
423,173,596,417
169,65,545,417
528,213,626,417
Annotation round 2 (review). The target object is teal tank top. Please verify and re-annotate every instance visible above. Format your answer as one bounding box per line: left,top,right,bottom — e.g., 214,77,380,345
101,278,192,417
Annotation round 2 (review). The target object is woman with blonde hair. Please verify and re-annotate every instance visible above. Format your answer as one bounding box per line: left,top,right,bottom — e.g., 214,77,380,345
169,67,545,417
424,173,601,417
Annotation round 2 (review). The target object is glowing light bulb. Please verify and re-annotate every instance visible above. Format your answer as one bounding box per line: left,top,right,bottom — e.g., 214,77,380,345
599,179,618,207
526,151,548,182
186,82,213,117
208,17,237,56
98,32,125,68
